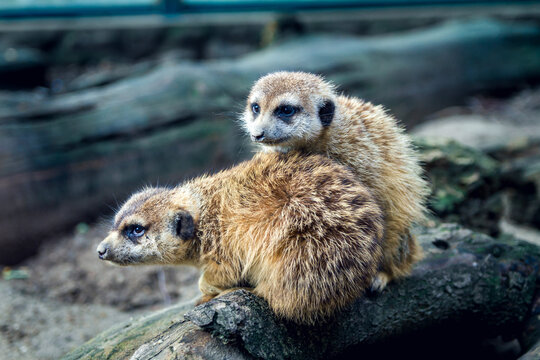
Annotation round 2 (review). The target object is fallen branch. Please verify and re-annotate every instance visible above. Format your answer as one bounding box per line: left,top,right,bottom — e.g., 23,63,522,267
62,224,540,359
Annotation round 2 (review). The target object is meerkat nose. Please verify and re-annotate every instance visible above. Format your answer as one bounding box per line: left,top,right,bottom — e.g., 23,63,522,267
97,243,111,260
251,131,265,142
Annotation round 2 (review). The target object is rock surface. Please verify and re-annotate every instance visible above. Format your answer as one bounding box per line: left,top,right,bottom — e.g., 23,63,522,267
416,137,504,235
414,88,540,234
414,115,540,153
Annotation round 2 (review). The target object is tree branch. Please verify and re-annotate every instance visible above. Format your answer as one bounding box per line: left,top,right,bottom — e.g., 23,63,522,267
62,224,540,360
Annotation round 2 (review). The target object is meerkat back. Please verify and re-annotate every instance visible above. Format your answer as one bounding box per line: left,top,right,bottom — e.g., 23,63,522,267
217,152,386,323
241,71,430,290
97,151,385,324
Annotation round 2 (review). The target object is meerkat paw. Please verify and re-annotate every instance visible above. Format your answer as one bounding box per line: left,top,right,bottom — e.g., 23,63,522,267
370,272,390,292
195,294,216,306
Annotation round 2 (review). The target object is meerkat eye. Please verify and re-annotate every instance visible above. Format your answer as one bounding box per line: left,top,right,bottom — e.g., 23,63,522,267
275,105,298,120
132,225,145,236
251,103,260,115
125,224,146,242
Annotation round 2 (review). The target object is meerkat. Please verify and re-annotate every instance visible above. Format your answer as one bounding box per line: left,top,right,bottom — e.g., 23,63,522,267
241,71,430,290
97,151,384,324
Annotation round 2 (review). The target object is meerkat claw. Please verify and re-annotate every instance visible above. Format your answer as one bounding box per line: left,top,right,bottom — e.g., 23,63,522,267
370,273,390,292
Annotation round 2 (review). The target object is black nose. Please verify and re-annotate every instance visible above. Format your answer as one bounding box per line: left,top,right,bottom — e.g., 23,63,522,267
97,243,110,260
251,131,265,142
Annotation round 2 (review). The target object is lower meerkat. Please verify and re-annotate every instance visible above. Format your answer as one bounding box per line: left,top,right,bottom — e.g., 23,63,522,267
242,71,430,290
97,151,384,324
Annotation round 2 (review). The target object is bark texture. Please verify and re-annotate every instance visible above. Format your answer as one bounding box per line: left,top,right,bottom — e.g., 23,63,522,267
61,224,540,360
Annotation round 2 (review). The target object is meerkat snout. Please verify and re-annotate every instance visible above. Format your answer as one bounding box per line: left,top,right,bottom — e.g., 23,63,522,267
251,131,265,142
97,242,110,260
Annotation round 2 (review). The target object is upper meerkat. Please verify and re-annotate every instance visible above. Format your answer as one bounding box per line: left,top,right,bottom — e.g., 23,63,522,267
97,151,384,324
241,71,430,289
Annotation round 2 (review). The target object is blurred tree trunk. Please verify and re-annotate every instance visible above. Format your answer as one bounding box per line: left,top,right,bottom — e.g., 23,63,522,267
2,19,540,264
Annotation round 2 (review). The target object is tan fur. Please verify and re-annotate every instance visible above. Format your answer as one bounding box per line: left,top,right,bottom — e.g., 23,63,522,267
98,152,384,324
242,72,430,288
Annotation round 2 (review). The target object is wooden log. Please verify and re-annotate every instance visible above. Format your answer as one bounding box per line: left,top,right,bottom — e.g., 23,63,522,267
3,18,540,264
61,224,540,359
519,290,540,360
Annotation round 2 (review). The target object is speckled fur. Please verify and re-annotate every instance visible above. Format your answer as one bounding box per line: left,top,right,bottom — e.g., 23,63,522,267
242,72,430,288
98,152,384,324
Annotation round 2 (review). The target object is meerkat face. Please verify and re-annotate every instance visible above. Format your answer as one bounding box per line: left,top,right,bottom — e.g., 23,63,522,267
97,187,199,266
242,71,336,151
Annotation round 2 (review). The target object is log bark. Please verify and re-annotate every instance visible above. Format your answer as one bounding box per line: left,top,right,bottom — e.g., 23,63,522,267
519,290,540,360
2,18,540,264
61,224,540,360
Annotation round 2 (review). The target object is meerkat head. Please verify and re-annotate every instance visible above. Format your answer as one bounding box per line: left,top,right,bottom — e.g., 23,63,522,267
96,186,200,266
242,71,337,151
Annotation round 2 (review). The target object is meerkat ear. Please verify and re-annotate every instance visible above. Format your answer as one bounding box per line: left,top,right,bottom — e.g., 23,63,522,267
175,211,194,240
319,99,335,127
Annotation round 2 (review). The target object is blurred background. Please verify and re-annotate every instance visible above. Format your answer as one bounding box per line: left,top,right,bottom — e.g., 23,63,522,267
1,1,540,359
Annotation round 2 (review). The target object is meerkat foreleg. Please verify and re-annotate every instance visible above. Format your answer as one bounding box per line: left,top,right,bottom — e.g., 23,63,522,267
197,261,243,304
215,287,255,298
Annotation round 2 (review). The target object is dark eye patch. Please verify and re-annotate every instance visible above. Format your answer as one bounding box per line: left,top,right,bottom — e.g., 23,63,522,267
124,224,146,243
274,104,300,122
